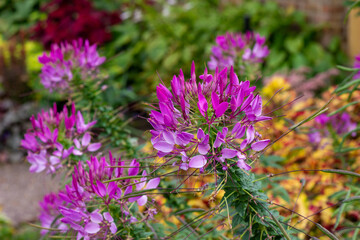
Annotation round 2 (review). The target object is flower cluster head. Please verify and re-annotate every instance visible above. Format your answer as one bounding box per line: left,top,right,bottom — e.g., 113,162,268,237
148,63,271,173
208,32,269,71
308,113,357,145
354,54,360,80
39,152,160,239
21,103,101,174
39,38,106,91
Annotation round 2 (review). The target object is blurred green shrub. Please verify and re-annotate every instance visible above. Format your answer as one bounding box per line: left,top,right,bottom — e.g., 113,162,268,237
0,0,348,105
103,0,347,105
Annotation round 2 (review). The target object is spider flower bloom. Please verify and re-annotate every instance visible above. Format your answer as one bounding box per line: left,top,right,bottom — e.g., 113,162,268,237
308,113,357,144
148,63,271,171
208,32,269,71
43,153,158,238
21,103,101,174
39,192,68,235
39,39,105,92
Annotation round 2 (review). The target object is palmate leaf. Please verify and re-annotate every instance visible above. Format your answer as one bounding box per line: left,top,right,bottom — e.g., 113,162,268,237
260,155,284,168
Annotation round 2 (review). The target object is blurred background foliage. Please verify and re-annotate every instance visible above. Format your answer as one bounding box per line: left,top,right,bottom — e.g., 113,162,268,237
0,0,348,106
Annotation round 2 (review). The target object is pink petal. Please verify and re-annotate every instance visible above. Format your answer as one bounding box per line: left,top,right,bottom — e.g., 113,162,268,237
104,212,114,222
73,138,81,149
153,141,173,153
146,178,160,190
251,139,270,151
72,149,83,156
128,159,139,176
137,195,148,206
189,155,207,168
90,212,103,223
237,160,252,171
221,148,237,159
84,222,100,234
110,223,117,234
163,131,175,145
197,93,208,117
240,139,248,150
128,196,141,202
215,102,229,117
197,128,205,139
95,180,107,197
81,132,91,147
87,143,101,152
198,142,210,155
124,185,132,196
246,126,255,143
211,92,219,109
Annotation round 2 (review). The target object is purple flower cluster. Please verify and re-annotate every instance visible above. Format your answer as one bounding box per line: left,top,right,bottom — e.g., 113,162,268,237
21,103,101,174
308,113,357,144
148,63,271,172
208,32,269,71
354,54,360,80
39,39,106,91
39,152,160,239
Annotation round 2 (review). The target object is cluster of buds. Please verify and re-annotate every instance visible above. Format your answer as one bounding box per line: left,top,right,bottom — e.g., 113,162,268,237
148,63,271,173
39,39,106,91
39,151,160,239
208,32,269,72
21,103,101,174
308,113,357,145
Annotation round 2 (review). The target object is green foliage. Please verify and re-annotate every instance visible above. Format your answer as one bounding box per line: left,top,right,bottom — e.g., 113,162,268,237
221,168,294,239
70,70,139,155
0,0,46,37
0,216,40,240
103,0,346,102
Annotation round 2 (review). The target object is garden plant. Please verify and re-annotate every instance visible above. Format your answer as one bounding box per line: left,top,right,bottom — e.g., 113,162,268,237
0,0,359,240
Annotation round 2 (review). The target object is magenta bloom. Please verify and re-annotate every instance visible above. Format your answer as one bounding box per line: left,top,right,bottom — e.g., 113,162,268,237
21,103,101,174
208,32,269,71
308,113,357,144
39,192,68,235
41,152,159,239
39,39,105,92
148,63,271,172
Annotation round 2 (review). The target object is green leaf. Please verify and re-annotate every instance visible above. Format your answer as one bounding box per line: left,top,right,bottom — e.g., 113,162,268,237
328,101,360,116
334,190,350,229
284,37,303,54
259,155,284,168
232,214,242,228
337,65,360,72
315,223,339,240
335,78,360,93
321,169,360,178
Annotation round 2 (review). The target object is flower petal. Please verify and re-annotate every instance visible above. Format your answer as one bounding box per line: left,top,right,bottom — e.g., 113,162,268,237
153,141,173,153
189,155,207,168
251,139,270,151
104,212,114,222
90,212,103,223
81,132,91,147
215,102,229,117
221,148,237,159
87,143,101,152
84,222,100,234
137,195,148,206
146,178,160,190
